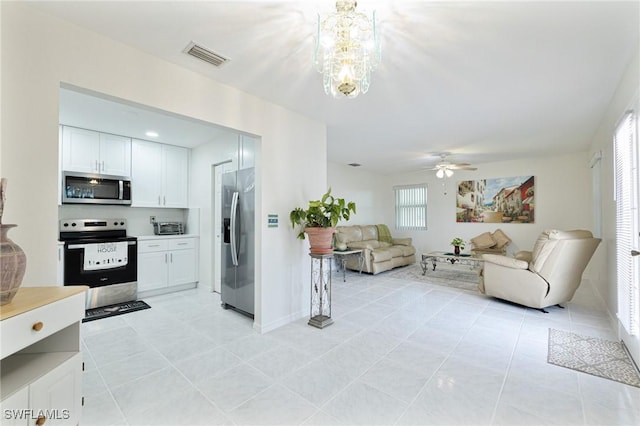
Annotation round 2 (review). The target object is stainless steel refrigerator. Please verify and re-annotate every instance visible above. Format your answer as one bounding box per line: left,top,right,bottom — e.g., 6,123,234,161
221,167,255,316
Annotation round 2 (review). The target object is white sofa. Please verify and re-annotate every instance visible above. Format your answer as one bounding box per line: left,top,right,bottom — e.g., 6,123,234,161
335,225,416,274
479,229,601,311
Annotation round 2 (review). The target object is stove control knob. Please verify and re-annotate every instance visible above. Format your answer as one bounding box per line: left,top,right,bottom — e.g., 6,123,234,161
71,222,77,227
63,222,69,227
114,221,118,226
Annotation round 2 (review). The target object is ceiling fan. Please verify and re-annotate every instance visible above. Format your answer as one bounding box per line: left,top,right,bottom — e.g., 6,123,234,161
430,154,477,178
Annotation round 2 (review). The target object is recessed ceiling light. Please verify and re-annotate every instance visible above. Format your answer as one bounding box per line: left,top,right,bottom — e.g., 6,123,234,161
145,131,159,138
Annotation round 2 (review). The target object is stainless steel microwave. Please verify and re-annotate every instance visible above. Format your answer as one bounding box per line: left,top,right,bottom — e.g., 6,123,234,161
62,172,132,205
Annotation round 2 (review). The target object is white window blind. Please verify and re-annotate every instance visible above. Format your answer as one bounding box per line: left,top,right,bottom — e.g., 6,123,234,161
394,184,427,230
615,110,639,336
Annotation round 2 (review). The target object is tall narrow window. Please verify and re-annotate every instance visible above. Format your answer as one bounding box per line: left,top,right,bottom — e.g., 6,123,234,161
615,109,640,336
394,184,427,230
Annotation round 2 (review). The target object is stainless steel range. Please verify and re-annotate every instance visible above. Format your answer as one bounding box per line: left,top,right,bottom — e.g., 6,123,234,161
59,218,137,309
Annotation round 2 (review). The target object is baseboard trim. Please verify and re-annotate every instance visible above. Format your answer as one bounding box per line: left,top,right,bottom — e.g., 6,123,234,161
138,282,197,299
253,309,307,334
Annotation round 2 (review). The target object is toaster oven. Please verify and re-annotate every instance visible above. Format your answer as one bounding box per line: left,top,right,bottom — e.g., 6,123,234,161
152,221,185,235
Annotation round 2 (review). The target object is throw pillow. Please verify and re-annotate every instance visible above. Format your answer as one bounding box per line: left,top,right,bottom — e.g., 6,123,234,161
471,232,496,249
491,229,512,249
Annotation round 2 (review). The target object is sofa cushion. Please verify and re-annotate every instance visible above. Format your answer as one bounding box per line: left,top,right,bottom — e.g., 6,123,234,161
371,248,393,262
392,237,412,246
348,239,380,250
361,225,378,241
530,230,551,260
530,229,594,273
491,229,511,249
388,246,404,257
336,226,363,244
550,230,593,240
471,232,496,249
398,245,416,257
378,241,393,248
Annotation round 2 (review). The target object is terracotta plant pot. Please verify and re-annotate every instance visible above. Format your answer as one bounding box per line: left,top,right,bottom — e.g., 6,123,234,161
305,227,336,255
454,245,461,256
1,224,27,305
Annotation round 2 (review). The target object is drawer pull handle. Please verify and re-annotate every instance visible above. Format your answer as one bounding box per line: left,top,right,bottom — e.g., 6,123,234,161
32,321,44,332
36,415,46,425
148,244,160,247
177,243,187,245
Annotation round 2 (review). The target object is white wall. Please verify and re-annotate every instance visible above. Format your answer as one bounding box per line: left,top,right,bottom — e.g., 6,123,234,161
329,152,594,269
0,3,326,332
327,162,387,225
588,47,639,362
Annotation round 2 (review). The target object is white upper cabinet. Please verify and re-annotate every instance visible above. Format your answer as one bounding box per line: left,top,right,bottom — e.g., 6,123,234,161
131,139,189,208
162,144,189,208
131,139,163,207
61,126,131,176
99,132,132,176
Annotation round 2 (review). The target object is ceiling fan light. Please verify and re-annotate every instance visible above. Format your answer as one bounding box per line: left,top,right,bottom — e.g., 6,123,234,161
445,168,454,177
436,169,444,179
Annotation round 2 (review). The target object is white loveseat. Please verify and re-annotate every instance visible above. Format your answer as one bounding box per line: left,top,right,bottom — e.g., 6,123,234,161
479,229,601,311
335,225,416,274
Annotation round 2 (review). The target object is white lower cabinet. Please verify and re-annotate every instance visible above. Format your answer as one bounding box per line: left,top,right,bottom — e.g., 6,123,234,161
0,356,81,426
138,237,198,294
29,353,82,426
0,387,28,426
0,287,86,426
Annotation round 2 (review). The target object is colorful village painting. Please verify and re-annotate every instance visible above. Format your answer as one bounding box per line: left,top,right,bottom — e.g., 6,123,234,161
456,176,534,223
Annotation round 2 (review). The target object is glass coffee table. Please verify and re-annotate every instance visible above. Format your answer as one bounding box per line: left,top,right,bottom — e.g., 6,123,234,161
420,251,483,275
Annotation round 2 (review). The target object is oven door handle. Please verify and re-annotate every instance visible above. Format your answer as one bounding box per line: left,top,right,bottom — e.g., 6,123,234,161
67,240,137,249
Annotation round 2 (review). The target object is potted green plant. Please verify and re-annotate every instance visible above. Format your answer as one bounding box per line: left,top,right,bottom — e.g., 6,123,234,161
290,188,356,254
450,237,465,255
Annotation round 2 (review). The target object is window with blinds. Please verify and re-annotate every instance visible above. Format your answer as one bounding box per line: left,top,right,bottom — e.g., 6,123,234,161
394,184,427,230
615,109,639,336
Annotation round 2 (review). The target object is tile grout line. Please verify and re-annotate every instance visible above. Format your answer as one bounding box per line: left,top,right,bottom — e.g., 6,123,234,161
486,306,527,426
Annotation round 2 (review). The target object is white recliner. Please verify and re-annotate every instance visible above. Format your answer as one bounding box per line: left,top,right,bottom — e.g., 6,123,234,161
479,229,601,312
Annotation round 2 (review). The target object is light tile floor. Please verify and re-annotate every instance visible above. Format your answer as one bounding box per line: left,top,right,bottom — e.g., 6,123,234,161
80,269,640,425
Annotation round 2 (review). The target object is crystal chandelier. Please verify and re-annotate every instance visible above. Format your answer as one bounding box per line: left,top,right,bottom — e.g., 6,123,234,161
313,1,381,99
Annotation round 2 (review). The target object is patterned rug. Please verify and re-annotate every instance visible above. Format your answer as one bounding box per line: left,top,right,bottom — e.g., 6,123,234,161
385,263,479,292
548,329,640,388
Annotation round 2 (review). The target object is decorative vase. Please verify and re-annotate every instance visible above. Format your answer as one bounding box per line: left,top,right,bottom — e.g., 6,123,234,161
305,227,336,255
454,245,461,256
1,224,27,305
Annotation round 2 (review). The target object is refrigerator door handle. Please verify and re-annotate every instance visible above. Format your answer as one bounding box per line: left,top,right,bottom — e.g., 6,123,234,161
230,191,239,266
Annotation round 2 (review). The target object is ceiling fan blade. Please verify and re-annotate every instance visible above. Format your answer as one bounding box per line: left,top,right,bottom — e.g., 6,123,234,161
449,165,477,170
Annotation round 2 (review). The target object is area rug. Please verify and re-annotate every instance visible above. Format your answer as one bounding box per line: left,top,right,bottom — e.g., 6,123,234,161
386,263,479,292
83,300,151,323
548,329,640,388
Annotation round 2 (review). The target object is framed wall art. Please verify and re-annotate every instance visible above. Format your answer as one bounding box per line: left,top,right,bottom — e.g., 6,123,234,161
456,176,534,223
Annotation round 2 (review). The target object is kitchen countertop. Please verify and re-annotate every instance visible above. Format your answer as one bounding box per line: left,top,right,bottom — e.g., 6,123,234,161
136,234,199,241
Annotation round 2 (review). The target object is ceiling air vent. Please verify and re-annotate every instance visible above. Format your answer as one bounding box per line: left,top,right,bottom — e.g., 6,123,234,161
184,42,229,67
348,163,362,167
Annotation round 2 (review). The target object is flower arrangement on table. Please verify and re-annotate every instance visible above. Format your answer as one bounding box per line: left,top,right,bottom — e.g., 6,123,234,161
450,237,466,255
